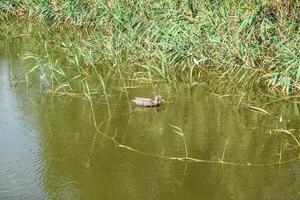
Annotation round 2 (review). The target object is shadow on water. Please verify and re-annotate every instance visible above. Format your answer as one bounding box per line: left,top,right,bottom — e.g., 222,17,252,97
1,25,300,200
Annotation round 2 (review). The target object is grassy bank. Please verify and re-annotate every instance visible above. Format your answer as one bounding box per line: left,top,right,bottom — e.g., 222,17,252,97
1,0,300,94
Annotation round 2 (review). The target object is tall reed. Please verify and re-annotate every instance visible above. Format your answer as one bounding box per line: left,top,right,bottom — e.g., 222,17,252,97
1,0,299,94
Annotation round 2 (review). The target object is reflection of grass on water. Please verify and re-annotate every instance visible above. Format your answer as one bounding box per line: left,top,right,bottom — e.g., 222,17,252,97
1,0,300,95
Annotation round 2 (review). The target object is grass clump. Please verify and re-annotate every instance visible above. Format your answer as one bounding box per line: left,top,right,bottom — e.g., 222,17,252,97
0,0,300,94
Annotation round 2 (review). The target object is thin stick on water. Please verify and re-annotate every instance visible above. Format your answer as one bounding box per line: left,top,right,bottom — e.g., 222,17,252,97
182,133,188,158
221,138,228,163
84,92,299,167
89,60,112,118
237,92,244,110
271,129,300,146
100,75,112,118
118,65,132,112
179,161,188,189
281,129,300,146
169,124,188,158
279,141,283,170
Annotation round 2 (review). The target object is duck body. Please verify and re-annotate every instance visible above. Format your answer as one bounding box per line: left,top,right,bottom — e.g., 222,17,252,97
132,96,163,107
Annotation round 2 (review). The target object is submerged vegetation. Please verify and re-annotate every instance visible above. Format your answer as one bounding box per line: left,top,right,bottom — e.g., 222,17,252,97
0,0,300,94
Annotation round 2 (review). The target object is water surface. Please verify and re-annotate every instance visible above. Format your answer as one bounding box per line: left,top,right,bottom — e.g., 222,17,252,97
1,26,300,200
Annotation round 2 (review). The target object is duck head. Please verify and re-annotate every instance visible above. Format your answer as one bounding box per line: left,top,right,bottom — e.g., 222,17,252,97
154,95,165,105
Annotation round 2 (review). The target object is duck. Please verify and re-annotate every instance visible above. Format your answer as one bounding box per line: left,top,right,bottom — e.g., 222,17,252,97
132,95,164,107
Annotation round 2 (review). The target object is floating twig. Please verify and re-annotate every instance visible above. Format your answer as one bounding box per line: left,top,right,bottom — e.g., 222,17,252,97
241,103,272,115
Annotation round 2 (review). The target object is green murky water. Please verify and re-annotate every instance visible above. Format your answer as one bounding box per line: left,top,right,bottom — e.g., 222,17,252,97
1,25,300,200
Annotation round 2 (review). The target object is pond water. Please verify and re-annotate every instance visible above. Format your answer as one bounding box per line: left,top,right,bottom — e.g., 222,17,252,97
1,28,300,200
